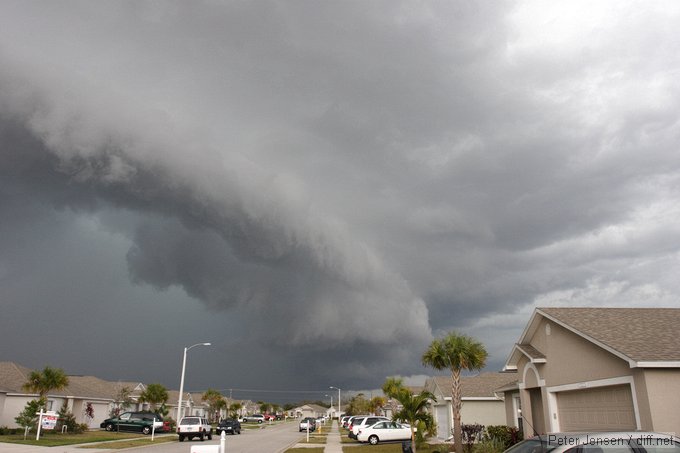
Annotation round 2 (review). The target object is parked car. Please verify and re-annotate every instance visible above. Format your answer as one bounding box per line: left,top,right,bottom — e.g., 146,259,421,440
341,415,351,428
177,416,213,442
100,411,164,435
263,413,276,421
215,418,241,435
243,414,265,423
357,420,413,445
350,416,390,439
346,415,365,437
503,432,680,453
351,415,391,439
299,417,317,432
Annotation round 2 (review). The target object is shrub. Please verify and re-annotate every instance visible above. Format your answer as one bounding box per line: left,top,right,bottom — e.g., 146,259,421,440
462,424,485,453
484,425,523,450
0,426,16,435
56,401,79,433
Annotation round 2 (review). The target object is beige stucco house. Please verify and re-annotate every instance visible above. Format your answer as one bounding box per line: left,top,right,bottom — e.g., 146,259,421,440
502,307,680,436
425,371,518,441
293,403,328,419
0,361,114,429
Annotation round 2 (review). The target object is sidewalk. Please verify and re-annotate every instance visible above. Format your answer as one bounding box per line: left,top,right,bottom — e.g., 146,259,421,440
323,420,342,453
0,443,109,453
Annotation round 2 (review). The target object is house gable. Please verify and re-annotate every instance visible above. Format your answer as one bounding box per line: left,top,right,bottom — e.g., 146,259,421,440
506,308,680,370
503,307,680,436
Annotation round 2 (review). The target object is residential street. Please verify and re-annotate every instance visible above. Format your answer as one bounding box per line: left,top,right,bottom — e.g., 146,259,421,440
111,422,303,453
0,422,305,453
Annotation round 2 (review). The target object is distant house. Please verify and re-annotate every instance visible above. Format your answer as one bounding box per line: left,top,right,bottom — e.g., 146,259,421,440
501,307,680,436
293,403,328,419
424,371,518,441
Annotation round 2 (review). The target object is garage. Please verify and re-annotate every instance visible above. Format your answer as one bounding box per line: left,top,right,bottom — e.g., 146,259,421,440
557,384,636,431
434,403,451,440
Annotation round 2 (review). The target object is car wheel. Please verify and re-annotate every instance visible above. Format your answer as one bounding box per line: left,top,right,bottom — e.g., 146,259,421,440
237,430,241,434
369,435,379,445
178,435,185,442
105,423,115,432
142,426,151,435
258,420,262,424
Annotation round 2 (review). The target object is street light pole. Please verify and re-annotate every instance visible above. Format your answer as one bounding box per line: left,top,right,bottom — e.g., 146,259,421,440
177,342,211,422
325,394,333,417
329,386,341,421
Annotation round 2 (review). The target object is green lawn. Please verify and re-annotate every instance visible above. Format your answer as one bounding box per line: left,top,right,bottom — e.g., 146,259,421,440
286,448,325,453
0,430,175,447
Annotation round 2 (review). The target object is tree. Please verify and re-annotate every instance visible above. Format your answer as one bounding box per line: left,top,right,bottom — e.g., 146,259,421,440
229,402,243,418
345,393,370,415
202,389,226,422
139,383,168,411
368,396,386,415
383,378,435,453
15,399,42,439
422,332,488,453
22,366,69,409
382,377,404,417
56,400,81,434
111,385,134,417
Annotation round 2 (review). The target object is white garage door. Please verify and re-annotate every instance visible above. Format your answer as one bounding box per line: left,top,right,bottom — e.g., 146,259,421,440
557,384,636,432
435,404,451,440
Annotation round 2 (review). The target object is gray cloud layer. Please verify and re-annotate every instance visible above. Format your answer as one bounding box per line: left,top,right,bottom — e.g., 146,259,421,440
1,0,680,392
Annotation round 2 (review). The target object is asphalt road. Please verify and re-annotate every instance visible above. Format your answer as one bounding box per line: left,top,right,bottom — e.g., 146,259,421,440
122,421,305,453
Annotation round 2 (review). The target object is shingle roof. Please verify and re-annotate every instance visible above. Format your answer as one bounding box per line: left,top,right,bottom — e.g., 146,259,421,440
515,344,546,362
0,361,33,392
539,307,680,362
427,372,518,399
0,362,137,401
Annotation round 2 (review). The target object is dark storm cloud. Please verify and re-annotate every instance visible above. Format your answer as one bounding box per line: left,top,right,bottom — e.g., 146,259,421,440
2,0,680,390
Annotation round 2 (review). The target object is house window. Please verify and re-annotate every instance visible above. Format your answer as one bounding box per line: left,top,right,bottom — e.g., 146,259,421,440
46,400,54,411
514,396,523,432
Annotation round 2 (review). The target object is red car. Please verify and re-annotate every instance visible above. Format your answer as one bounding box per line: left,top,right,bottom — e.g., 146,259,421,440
263,414,276,421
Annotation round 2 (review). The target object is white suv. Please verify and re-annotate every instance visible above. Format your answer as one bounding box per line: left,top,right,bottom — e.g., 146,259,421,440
350,416,390,439
177,416,213,442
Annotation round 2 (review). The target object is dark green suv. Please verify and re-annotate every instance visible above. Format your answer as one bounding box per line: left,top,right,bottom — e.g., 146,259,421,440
100,411,164,435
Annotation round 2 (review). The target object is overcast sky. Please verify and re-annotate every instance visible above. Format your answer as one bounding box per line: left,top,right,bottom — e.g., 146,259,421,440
2,0,680,402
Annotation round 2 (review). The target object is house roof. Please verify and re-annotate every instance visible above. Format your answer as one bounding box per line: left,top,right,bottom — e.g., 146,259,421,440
506,307,680,369
0,362,116,400
0,361,34,393
295,403,328,412
426,372,518,400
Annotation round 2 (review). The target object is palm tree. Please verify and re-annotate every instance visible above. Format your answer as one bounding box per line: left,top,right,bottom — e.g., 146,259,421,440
202,389,226,422
22,366,69,409
391,387,435,453
382,376,404,418
422,332,488,453
139,383,169,411
368,396,386,415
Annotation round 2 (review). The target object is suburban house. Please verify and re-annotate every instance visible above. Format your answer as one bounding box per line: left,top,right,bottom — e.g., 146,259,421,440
0,361,254,429
501,307,680,436
292,403,328,419
0,361,114,429
425,371,518,441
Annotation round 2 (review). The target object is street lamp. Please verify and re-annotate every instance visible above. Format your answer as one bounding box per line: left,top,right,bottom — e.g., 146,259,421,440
177,342,211,421
329,386,341,421
325,394,333,416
